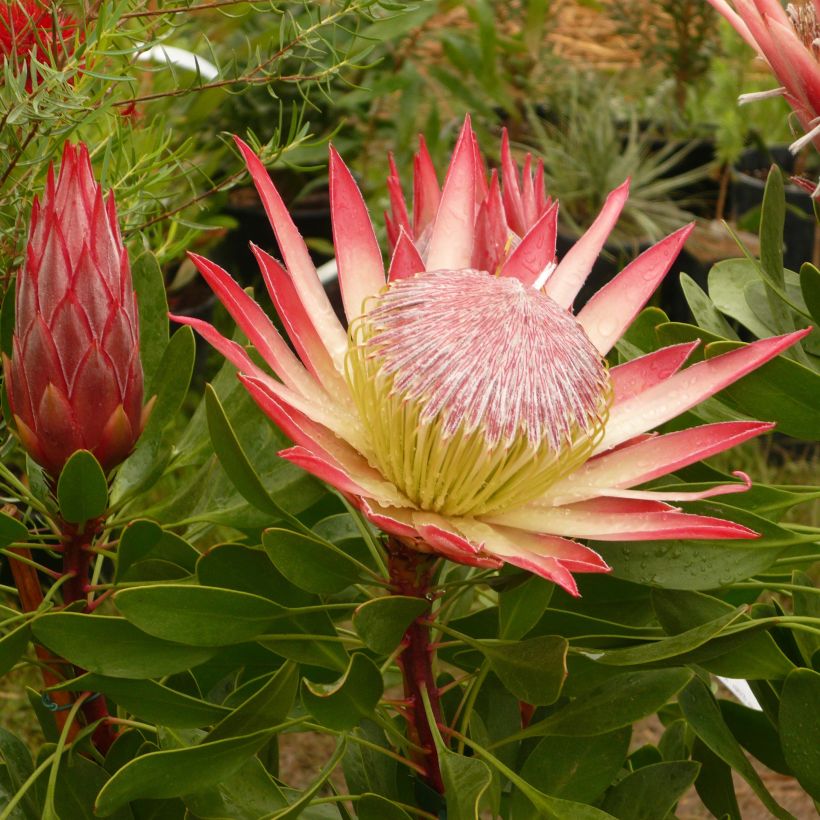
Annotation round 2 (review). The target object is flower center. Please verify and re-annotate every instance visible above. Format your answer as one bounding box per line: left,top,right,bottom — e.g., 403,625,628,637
346,269,610,516
788,2,820,52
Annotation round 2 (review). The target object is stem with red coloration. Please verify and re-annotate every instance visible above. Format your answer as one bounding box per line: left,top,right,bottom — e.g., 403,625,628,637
387,539,444,794
59,518,117,754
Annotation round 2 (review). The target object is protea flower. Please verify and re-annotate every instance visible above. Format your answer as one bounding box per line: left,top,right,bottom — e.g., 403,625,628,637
3,142,145,479
708,0,820,184
0,0,78,89
173,118,807,596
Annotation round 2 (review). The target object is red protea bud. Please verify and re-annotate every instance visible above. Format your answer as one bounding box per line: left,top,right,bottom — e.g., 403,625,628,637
3,142,145,479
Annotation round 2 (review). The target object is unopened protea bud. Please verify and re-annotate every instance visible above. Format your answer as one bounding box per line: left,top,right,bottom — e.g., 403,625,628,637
3,142,145,478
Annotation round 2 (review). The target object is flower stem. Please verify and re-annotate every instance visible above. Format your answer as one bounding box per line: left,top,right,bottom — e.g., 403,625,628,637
387,539,444,794
59,518,117,755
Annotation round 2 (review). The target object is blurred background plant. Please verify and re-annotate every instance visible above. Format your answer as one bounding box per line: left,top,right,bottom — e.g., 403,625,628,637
0,0,406,293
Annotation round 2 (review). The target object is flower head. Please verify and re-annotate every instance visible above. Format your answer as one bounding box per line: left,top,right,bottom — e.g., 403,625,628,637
0,0,78,88
4,142,146,478
174,117,807,596
708,0,820,181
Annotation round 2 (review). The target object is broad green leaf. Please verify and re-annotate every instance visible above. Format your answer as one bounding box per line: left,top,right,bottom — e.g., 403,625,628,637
0,510,27,547
0,283,15,357
352,596,429,655
719,701,790,775
791,571,820,665
0,728,36,819
692,737,741,820
510,729,630,816
116,519,197,582
357,794,411,820
57,450,108,523
262,528,362,594
302,653,383,731
55,673,228,729
207,662,298,742
132,251,169,396
616,307,668,358
114,584,282,646
51,753,133,820
480,635,567,705
709,259,774,339
703,340,820,440
343,722,398,801
261,610,349,672
204,385,296,522
140,325,195,439
759,165,785,289
182,755,288,819
652,589,794,679
439,746,492,820
587,608,743,666
678,678,793,819
679,273,738,339
31,614,214,678
0,623,30,678
600,761,700,820
196,543,314,608
596,500,812,589
508,668,693,744
499,574,554,639
800,262,820,324
779,668,820,800
95,729,276,816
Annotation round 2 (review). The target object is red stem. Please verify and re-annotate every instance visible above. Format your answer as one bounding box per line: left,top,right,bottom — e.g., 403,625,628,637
388,539,444,794
60,519,118,755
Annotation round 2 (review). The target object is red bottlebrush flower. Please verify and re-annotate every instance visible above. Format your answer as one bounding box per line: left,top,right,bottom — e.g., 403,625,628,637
0,0,78,87
4,143,145,478
173,117,808,596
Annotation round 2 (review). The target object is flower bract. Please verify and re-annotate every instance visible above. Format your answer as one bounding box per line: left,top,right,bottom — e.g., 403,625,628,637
174,117,808,596
4,142,146,478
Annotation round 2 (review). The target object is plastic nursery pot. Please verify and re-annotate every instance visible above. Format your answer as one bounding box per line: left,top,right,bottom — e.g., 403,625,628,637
731,146,818,270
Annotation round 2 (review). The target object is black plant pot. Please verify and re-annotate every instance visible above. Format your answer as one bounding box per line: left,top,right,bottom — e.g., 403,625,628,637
731,146,817,270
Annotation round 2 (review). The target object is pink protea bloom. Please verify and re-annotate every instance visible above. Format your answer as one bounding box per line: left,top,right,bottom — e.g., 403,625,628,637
4,143,146,479
173,117,808,596
708,0,820,174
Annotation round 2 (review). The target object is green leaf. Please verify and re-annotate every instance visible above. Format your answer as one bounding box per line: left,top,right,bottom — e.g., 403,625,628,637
352,596,429,655
132,251,169,396
0,510,27,547
791,571,820,665
51,753,133,820
703,340,820,440
678,678,793,819
596,500,812,589
343,722,398,801
204,385,297,523
652,589,794,679
0,623,30,678
0,282,15,358
115,520,197,582
499,574,554,640
114,584,282,646
800,262,820,324
31,614,214,678
480,635,567,706
779,668,820,800
261,611,349,672
262,528,362,594
95,729,277,817
599,761,700,820
719,700,790,775
709,259,773,339
57,450,108,523
0,728,36,819
207,662,298,742
679,273,739,339
182,755,288,819
439,746,492,820
692,737,741,820
587,608,743,666
55,673,229,729
357,794,411,820
759,165,785,289
509,668,693,744
511,729,630,816
140,325,195,439
302,653,383,731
